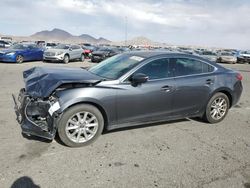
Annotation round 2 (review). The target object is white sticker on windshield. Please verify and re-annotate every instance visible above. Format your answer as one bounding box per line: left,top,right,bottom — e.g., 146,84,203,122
130,56,144,61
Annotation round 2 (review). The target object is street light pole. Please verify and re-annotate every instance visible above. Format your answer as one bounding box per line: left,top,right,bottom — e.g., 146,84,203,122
125,16,127,46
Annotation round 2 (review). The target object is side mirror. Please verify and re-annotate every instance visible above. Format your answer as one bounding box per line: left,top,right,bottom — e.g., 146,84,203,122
130,73,148,85
69,48,72,51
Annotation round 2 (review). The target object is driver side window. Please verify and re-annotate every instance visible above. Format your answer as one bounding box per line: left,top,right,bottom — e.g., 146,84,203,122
134,58,170,80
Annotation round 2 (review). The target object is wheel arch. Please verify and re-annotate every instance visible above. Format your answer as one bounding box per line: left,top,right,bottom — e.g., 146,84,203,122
58,100,109,131
64,53,70,59
210,88,233,108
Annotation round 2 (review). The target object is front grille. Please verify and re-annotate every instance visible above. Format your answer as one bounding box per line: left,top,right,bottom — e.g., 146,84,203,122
44,52,56,56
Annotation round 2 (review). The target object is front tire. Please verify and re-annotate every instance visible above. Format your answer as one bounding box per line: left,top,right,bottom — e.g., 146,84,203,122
63,54,69,64
80,54,85,62
203,92,229,123
57,104,104,147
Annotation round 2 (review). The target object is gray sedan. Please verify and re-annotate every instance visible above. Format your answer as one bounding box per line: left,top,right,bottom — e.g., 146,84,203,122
43,44,84,63
14,51,243,147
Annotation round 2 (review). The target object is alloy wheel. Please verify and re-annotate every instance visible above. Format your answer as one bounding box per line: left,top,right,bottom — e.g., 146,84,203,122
16,55,23,63
210,97,227,120
65,111,99,143
64,55,69,63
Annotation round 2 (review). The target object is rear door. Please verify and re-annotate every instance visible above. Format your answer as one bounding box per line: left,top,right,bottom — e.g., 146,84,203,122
72,45,82,59
170,57,215,117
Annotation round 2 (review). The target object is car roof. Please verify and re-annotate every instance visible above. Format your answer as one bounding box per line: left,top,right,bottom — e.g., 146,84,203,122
124,50,186,58
123,50,225,69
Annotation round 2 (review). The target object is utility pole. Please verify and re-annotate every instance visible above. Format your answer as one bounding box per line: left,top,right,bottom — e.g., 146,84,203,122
125,16,127,46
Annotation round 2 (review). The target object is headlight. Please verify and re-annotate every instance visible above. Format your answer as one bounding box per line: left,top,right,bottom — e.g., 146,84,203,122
6,52,15,56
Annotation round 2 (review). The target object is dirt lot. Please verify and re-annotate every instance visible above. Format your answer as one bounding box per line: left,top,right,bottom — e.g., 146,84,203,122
0,60,249,188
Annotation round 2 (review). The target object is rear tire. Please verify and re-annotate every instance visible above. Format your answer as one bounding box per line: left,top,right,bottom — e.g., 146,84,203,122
203,92,229,123
217,58,221,63
57,104,104,147
16,55,24,64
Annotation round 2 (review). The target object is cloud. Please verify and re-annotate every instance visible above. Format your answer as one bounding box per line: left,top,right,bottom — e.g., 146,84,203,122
0,0,250,49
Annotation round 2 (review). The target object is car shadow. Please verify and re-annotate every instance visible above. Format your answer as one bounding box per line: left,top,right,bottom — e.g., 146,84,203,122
0,61,41,65
22,118,205,146
21,133,52,143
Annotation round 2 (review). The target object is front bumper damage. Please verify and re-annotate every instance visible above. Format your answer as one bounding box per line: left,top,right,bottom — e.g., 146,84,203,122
12,89,60,140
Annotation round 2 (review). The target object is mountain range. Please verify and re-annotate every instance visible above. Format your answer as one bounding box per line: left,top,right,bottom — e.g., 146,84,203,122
1,28,159,46
30,28,111,44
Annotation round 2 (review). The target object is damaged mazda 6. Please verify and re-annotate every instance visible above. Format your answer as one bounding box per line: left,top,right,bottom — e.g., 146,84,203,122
13,51,243,147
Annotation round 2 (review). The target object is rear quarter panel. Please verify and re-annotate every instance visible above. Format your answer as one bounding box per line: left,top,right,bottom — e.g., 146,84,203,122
211,69,242,107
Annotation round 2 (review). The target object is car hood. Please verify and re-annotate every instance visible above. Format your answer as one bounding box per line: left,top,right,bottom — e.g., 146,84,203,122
45,49,69,53
0,49,23,54
221,55,235,59
23,66,103,98
92,51,109,55
241,54,250,58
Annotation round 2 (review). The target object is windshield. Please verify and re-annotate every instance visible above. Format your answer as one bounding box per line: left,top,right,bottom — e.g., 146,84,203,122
241,51,250,55
202,51,217,56
55,44,69,49
98,48,110,51
89,54,144,80
47,43,56,47
221,52,233,56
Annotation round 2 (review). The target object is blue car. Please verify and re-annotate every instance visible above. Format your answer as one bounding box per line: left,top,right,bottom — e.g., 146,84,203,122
0,44,44,63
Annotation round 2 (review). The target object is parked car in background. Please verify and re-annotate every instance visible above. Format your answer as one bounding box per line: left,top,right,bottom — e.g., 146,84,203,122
199,51,218,62
0,43,43,63
217,52,237,64
0,40,11,48
45,42,57,49
0,36,12,41
13,51,243,147
91,47,120,62
237,51,250,64
43,44,84,63
82,45,98,58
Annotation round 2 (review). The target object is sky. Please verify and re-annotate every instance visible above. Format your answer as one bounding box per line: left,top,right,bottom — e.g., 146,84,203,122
0,0,250,49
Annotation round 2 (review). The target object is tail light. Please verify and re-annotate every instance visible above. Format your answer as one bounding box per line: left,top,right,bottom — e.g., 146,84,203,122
236,73,243,81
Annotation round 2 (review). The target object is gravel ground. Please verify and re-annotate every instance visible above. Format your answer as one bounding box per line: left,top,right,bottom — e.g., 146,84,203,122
0,60,249,188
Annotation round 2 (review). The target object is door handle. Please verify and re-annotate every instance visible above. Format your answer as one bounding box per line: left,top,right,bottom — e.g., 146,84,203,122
206,79,214,85
161,85,171,92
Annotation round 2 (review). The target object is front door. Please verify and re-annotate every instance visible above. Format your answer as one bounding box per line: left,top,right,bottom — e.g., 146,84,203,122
116,58,175,125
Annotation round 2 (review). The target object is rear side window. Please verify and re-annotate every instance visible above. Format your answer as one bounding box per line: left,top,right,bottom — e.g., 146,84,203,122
134,58,172,80
171,58,214,76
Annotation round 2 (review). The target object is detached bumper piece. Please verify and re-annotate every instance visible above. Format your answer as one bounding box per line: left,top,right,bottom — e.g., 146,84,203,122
12,89,57,140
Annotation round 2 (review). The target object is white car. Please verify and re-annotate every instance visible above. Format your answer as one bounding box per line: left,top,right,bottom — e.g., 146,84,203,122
217,52,237,64
43,44,84,63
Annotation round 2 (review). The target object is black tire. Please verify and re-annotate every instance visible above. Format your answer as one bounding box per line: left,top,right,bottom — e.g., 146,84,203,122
217,58,221,63
16,55,24,64
63,54,69,64
57,104,104,147
80,54,85,62
203,92,230,123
